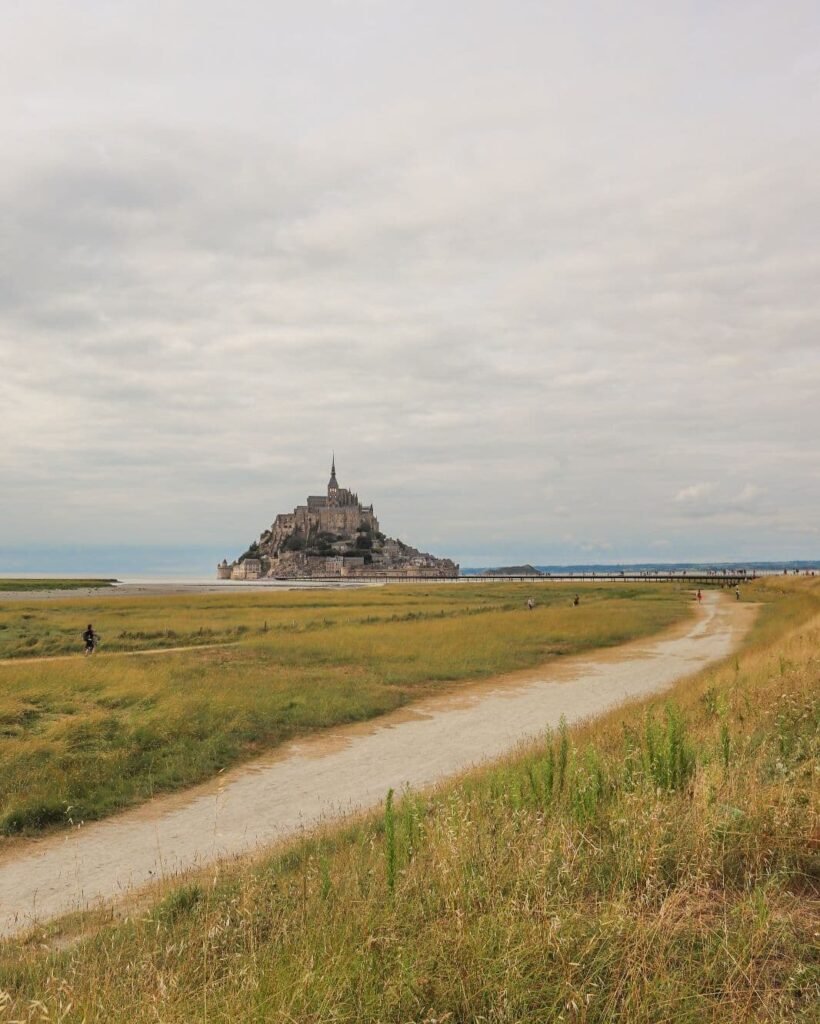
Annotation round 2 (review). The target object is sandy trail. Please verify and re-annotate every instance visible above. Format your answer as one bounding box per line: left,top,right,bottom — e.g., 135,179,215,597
0,643,237,666
0,592,752,938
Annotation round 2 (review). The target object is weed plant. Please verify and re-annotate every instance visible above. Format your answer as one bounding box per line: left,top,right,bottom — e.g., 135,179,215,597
0,578,816,1021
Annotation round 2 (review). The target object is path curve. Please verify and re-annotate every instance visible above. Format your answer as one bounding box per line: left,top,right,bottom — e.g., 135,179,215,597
0,592,752,938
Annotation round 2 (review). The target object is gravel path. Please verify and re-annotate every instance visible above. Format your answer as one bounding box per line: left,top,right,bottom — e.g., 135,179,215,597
0,592,752,938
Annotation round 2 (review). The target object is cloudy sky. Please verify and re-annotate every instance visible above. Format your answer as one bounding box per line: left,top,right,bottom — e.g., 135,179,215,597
1,1,818,571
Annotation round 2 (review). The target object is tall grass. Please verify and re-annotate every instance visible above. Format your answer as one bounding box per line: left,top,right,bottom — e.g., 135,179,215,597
0,583,682,659
384,788,397,894
0,578,816,1022
0,584,688,836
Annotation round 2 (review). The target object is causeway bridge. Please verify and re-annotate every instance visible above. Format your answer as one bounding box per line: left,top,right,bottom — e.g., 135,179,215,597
268,571,755,585
454,571,753,584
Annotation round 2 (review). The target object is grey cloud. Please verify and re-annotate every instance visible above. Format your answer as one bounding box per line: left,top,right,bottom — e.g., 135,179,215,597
1,2,819,562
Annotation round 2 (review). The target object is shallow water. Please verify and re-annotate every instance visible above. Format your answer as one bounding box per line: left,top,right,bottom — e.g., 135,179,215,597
0,592,753,938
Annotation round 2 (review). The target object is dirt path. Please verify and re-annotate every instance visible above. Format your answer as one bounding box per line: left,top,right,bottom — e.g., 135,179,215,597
0,592,754,938
0,642,237,666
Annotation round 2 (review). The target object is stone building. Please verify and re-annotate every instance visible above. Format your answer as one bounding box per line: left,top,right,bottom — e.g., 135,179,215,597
218,457,458,580
230,558,261,580
265,456,379,549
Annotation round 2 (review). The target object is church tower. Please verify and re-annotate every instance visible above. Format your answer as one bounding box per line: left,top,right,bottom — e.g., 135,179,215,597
327,454,339,506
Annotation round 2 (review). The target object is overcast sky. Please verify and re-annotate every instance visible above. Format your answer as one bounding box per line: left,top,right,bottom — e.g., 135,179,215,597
1,1,818,569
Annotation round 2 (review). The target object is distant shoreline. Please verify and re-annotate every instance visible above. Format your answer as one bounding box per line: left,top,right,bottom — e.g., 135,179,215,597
0,560,817,602
0,578,117,593
3,559,818,586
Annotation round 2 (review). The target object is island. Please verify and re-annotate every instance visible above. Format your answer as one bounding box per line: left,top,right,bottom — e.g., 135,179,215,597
218,458,459,580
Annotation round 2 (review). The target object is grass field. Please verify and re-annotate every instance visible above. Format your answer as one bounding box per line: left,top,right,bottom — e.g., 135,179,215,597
0,578,816,1022
0,583,689,836
0,579,115,593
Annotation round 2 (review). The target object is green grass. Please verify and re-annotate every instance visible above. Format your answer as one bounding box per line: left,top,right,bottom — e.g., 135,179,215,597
0,579,816,1022
0,578,116,592
0,582,676,659
0,584,690,836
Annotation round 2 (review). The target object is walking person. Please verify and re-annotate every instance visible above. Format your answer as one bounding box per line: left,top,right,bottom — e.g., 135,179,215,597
697,589,702,603
82,623,99,656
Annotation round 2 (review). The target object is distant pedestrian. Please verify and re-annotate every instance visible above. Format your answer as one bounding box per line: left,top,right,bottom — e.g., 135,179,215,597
735,587,740,601
526,597,535,611
573,594,580,607
82,623,99,655
697,589,702,603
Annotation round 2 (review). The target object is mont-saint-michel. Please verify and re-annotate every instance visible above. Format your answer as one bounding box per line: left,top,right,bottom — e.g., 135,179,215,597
218,458,459,580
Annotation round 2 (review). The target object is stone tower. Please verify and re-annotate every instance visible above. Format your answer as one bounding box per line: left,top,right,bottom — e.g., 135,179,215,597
327,454,339,507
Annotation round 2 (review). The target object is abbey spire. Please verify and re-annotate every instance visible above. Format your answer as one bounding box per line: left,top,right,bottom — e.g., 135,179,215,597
328,453,339,505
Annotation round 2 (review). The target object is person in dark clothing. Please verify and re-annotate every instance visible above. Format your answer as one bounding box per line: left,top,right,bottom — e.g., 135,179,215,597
83,624,98,655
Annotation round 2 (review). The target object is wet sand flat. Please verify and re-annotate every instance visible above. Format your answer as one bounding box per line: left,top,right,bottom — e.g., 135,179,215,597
0,579,381,602
0,592,752,938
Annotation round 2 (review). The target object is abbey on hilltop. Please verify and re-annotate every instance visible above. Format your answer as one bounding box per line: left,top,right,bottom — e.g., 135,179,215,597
218,457,459,580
